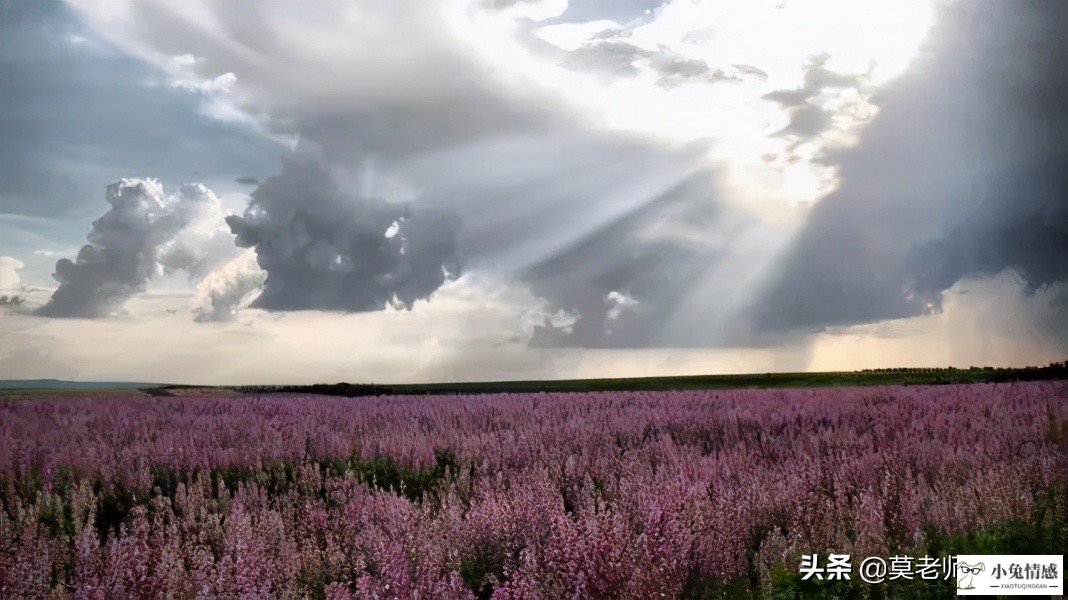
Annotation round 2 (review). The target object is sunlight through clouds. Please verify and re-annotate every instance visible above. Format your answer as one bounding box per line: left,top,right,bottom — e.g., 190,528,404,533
461,0,935,218
2,0,1062,383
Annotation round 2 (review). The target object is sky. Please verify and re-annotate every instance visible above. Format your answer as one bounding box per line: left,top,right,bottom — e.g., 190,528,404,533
0,0,1065,384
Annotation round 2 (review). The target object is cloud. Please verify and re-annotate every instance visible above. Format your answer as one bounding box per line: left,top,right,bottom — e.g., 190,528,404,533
761,53,865,140
65,0,730,335
65,0,936,217
226,157,461,312
3,271,1060,385
751,1,1068,336
191,249,265,322
0,269,811,385
36,179,237,318
562,40,648,78
62,0,1063,363
603,289,640,336
552,30,759,89
0,274,593,385
905,167,1068,302
0,256,24,290
157,183,237,279
809,272,1068,368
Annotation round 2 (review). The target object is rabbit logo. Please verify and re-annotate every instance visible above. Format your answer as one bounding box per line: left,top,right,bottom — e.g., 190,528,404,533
957,561,985,590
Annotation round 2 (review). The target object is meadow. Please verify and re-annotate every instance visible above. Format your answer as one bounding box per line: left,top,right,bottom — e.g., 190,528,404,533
1,382,1065,598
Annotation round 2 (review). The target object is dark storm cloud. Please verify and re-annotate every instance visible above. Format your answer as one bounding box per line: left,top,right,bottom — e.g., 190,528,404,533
58,1,558,315
907,171,1068,300
226,157,460,312
752,1,1068,334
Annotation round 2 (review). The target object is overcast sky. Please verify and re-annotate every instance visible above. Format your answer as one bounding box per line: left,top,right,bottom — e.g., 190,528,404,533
1,0,1065,384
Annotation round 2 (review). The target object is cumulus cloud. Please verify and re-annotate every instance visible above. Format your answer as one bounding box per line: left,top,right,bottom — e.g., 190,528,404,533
226,157,461,312
0,256,24,291
36,179,236,318
192,249,265,322
157,183,237,279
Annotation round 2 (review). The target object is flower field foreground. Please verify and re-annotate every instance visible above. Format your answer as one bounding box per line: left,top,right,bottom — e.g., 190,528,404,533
1,383,1066,598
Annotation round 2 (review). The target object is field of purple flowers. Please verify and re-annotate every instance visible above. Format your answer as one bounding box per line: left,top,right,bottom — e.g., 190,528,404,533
1,382,1065,598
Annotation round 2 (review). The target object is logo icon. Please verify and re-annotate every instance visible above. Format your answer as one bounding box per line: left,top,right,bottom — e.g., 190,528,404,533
955,555,1062,596
956,562,985,590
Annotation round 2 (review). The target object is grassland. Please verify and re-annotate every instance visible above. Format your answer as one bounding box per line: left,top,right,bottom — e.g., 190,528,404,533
3,362,1066,399
226,361,1068,398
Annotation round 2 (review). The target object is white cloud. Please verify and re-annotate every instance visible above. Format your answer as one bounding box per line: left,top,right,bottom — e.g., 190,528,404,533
191,249,264,322
36,179,242,318
605,290,638,322
0,256,24,291
156,183,237,279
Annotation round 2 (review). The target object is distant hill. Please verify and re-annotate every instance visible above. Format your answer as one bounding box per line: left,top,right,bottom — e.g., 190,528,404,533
0,379,164,391
232,362,1068,398
3,362,1065,397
